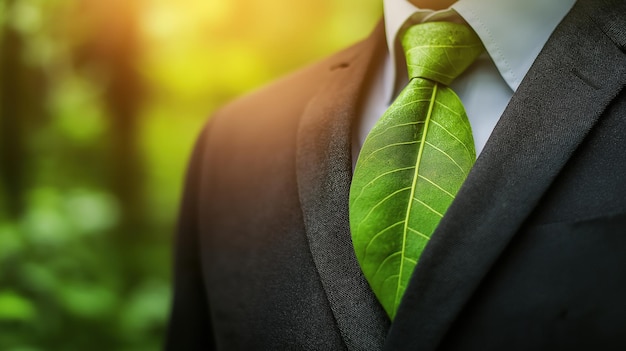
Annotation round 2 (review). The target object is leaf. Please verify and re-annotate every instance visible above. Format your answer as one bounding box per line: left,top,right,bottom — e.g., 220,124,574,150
403,22,485,86
0,291,36,321
349,78,475,319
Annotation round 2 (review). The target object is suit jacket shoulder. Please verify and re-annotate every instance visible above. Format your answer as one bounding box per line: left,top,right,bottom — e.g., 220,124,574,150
207,34,373,146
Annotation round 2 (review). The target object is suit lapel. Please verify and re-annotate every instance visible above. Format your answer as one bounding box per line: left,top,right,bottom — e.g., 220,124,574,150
295,22,391,350
386,1,626,350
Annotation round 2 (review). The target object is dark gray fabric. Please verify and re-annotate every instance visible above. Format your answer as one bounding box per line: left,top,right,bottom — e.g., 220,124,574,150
167,0,626,349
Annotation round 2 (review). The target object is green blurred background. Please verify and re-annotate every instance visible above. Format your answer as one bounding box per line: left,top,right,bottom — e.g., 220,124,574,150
0,0,380,349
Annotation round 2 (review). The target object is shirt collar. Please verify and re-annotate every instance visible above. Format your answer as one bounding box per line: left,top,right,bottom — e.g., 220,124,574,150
383,0,576,93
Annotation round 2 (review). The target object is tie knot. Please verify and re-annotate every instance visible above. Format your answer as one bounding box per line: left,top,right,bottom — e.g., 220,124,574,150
401,22,484,85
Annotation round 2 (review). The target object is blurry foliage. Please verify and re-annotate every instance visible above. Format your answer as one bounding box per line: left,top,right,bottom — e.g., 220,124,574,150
0,0,380,349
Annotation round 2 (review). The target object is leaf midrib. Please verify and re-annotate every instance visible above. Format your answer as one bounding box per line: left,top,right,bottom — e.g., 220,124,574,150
395,80,438,311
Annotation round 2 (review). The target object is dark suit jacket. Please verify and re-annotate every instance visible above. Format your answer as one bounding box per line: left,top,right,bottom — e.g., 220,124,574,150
166,0,626,349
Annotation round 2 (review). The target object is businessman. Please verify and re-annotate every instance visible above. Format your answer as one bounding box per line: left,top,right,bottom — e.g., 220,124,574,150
166,0,626,349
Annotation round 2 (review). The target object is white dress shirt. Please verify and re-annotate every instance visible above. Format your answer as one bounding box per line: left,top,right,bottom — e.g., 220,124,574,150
353,0,576,167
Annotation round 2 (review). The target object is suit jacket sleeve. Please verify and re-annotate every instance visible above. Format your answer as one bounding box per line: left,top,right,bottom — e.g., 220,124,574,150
165,125,216,350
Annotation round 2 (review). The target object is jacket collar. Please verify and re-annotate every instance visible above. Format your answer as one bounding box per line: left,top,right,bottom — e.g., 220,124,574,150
295,21,391,350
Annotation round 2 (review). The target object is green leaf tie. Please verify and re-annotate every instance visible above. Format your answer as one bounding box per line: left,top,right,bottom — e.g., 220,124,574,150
349,22,484,320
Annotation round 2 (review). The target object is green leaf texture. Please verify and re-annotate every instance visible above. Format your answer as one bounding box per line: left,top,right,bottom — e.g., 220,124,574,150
349,78,476,319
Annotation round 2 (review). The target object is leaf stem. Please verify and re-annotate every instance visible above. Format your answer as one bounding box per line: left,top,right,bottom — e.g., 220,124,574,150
394,80,438,317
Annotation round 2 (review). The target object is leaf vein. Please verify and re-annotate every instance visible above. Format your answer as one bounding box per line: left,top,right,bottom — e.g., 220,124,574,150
364,221,405,257
360,141,420,164
413,198,444,217
424,141,468,176
396,82,438,309
367,121,425,141
374,252,402,282
356,187,412,229
353,166,416,203
430,120,473,157
407,226,430,240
